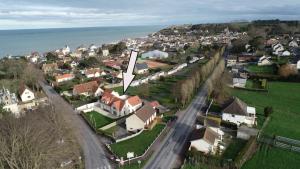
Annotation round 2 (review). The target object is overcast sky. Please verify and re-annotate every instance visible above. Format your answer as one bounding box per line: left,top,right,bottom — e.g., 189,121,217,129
1,0,300,30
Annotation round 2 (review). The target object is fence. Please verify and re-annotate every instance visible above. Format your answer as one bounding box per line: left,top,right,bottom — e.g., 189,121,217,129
115,129,144,143
258,134,300,153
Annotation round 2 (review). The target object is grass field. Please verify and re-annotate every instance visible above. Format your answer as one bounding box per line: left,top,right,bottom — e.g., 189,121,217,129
82,111,114,129
110,124,165,159
246,64,276,74
113,76,185,110
232,82,300,168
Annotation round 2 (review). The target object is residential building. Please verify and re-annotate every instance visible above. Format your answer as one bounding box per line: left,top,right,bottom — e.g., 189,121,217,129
123,96,143,114
73,81,99,96
189,127,224,155
0,87,19,116
102,49,110,57
134,63,149,74
19,84,35,102
141,50,169,59
126,103,157,132
222,98,256,127
55,73,75,83
84,68,106,78
226,55,238,67
258,56,272,66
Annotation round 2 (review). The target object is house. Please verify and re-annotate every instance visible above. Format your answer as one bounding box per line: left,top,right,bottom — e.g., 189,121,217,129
99,90,126,116
62,45,71,55
134,63,149,74
102,49,110,57
42,63,58,74
272,43,284,55
55,73,75,83
222,98,256,127
189,127,224,155
70,60,79,68
297,60,300,70
141,50,169,59
19,84,35,102
0,87,20,116
281,50,291,57
123,96,143,114
289,41,298,47
84,68,106,78
226,55,238,67
73,81,99,96
126,103,157,132
233,77,247,88
258,56,272,66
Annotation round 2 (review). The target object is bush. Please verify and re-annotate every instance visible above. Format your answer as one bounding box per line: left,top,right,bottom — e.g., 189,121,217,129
264,106,273,117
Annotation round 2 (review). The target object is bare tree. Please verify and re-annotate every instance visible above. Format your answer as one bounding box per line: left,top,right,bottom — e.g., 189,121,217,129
0,106,81,169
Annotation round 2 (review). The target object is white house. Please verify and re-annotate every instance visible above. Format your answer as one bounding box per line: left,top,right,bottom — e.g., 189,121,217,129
222,98,256,127
126,103,157,132
189,127,224,155
233,77,247,88
123,96,143,114
272,43,284,56
134,63,149,74
55,74,75,83
281,51,291,57
102,49,110,57
0,87,20,116
297,60,300,70
19,85,35,102
258,56,272,66
289,41,298,47
62,45,71,55
141,50,169,59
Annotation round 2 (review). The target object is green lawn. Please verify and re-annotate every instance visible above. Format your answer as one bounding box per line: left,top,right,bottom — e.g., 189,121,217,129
82,111,114,129
113,76,185,110
242,145,300,169
110,124,165,159
246,64,276,74
232,82,300,169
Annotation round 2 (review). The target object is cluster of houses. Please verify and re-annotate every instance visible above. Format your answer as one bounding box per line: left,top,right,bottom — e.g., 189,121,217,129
0,84,45,117
189,97,257,155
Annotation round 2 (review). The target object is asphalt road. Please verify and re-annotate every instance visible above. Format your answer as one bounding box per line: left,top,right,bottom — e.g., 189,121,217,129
143,83,208,169
40,81,113,169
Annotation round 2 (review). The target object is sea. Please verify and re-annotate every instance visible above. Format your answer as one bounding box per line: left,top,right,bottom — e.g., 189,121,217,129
0,25,164,57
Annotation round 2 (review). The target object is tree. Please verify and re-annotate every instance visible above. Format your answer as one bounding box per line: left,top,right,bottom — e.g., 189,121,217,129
0,106,80,169
278,64,298,77
264,106,273,117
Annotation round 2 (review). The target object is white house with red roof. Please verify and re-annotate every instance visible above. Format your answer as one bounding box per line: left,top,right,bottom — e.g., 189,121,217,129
55,73,75,83
123,96,143,114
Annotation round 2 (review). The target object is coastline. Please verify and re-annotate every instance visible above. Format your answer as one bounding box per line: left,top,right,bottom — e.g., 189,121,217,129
0,25,164,58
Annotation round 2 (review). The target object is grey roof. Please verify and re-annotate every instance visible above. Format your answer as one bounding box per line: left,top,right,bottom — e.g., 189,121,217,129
135,63,148,70
222,98,248,116
135,103,156,122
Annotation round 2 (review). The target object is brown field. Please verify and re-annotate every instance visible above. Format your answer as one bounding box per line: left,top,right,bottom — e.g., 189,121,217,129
143,60,169,69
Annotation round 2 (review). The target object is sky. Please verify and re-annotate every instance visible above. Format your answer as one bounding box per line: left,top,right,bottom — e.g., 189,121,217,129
0,0,300,30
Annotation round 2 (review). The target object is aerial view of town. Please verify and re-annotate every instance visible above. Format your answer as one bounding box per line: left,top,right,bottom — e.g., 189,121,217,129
0,0,300,169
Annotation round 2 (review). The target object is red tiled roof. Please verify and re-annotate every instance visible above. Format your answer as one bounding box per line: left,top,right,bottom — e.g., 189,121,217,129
127,96,142,106
73,81,98,95
55,73,74,81
113,100,125,112
85,68,102,75
150,101,160,108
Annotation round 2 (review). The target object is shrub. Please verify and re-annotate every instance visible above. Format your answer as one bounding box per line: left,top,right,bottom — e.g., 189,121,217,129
264,106,273,117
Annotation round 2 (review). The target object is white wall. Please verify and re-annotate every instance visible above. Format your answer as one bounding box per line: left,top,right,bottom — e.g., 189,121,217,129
126,114,145,132
20,89,35,102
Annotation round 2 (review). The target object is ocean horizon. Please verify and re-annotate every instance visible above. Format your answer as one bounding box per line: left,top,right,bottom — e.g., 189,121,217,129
0,25,164,57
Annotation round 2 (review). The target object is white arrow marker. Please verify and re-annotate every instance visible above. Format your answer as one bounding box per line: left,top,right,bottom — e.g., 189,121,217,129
123,50,138,94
